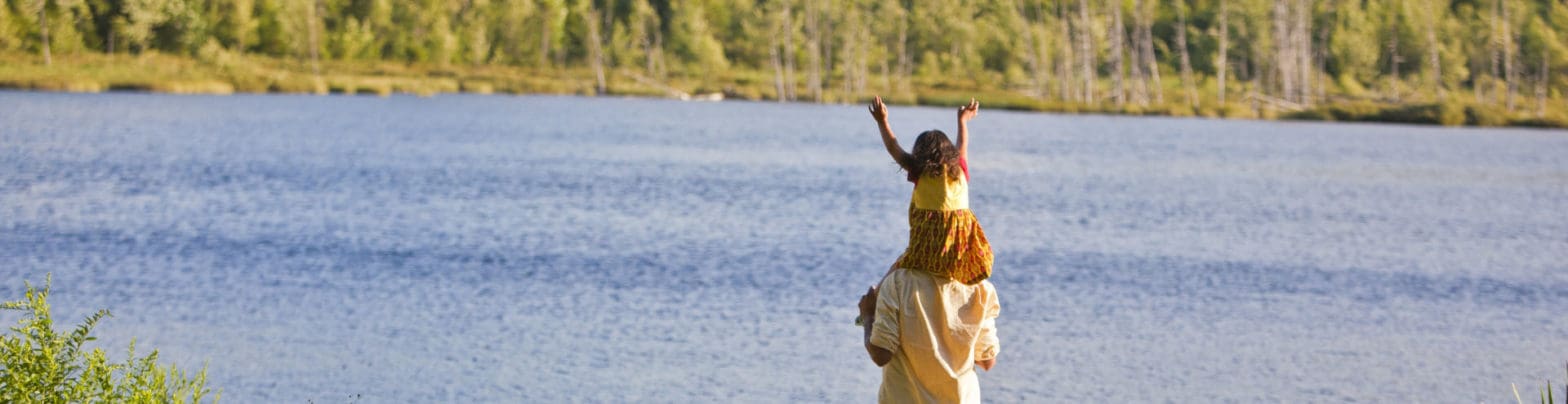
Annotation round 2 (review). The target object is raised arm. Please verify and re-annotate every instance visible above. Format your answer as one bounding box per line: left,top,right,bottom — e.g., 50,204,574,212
869,96,914,170
956,98,978,162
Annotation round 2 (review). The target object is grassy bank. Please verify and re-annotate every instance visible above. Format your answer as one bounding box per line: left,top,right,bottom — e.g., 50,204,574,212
3,51,1564,129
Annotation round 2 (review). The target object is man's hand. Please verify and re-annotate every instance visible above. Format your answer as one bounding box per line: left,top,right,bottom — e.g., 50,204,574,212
958,97,979,123
869,96,890,123
858,286,878,319
860,285,893,367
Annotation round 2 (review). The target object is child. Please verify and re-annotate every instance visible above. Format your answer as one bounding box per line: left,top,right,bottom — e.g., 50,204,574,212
858,96,994,325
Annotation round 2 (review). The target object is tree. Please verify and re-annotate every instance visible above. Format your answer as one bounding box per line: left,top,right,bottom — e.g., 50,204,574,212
573,0,606,93
1176,0,1197,107
1078,0,1096,103
1217,0,1228,104
669,0,729,79
214,0,258,52
33,0,53,65
1110,0,1126,106
1327,0,1378,96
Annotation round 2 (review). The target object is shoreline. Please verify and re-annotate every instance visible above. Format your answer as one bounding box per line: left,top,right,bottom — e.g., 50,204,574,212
3,51,1563,130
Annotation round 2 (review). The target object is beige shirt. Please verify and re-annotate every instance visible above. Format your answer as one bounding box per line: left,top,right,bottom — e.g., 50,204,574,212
870,268,1001,403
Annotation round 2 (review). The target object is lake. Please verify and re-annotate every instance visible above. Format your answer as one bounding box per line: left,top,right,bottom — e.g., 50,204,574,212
2,91,1565,402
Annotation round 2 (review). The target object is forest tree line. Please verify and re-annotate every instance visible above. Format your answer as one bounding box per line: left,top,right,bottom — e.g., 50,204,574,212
2,0,1566,115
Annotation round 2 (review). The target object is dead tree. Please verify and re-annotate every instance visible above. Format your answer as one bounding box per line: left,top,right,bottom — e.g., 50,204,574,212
1386,2,1401,102
1426,9,1442,100
1079,0,1096,104
1218,0,1229,105
1177,0,1197,107
37,0,51,66
1138,0,1162,104
1111,1,1127,106
1502,0,1516,111
587,7,606,94
1059,0,1075,102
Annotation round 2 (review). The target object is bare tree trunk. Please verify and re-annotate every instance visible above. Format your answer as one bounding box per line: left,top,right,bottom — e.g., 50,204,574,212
1030,0,1051,99
652,30,665,78
308,0,321,75
771,34,785,102
805,0,822,103
1502,0,1515,111
37,1,51,66
1110,2,1126,107
1317,17,1330,103
771,3,787,102
1177,0,1197,108
642,18,655,76
1128,1,1146,106
1140,0,1161,104
1274,0,1292,102
1078,0,1096,103
1387,4,1400,103
896,17,908,94
1489,0,1501,104
587,7,606,95
821,4,835,102
1059,0,1074,102
1295,0,1312,105
1015,0,1045,98
1218,0,1228,105
784,4,797,101
1426,12,1442,100
541,9,553,69
1537,55,1547,118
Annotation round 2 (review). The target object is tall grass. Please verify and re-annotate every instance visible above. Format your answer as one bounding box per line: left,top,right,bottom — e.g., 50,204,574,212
1514,363,1568,404
0,275,218,403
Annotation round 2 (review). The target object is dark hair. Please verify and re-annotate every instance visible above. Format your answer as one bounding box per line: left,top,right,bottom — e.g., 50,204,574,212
906,130,962,182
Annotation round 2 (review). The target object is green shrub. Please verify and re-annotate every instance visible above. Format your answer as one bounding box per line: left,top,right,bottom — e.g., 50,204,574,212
1217,103,1253,119
1,276,218,403
1373,103,1443,125
1282,107,1332,122
1324,101,1383,121
1436,101,1466,127
1466,104,1511,127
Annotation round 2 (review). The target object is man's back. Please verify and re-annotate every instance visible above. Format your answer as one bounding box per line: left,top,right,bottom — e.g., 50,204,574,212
869,268,1000,403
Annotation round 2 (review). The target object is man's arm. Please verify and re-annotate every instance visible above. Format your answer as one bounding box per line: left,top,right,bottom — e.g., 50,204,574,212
870,96,914,169
858,287,893,367
974,281,1000,371
956,98,978,161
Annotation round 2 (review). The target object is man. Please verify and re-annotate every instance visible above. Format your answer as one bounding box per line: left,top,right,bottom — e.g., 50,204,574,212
859,267,1001,403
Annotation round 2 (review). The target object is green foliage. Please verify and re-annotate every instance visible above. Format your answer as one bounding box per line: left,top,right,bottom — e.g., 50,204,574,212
1465,103,1511,127
0,276,217,403
0,0,1564,128
1286,101,1504,127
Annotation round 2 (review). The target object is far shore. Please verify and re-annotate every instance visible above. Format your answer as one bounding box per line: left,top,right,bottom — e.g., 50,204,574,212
4,51,1564,130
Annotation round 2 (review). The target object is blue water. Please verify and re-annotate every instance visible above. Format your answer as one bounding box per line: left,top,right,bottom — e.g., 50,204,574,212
2,91,1566,402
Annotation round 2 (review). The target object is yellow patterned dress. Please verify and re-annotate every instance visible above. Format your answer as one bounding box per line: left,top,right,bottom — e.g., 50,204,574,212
893,158,993,285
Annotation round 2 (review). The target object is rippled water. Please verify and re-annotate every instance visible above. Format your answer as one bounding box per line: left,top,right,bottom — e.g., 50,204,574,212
2,91,1566,402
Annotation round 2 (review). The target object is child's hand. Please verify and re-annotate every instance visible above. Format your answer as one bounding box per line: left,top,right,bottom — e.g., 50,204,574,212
868,96,889,123
958,97,979,123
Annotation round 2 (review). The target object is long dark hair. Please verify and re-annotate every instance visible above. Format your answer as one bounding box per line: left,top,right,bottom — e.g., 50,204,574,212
906,130,962,182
